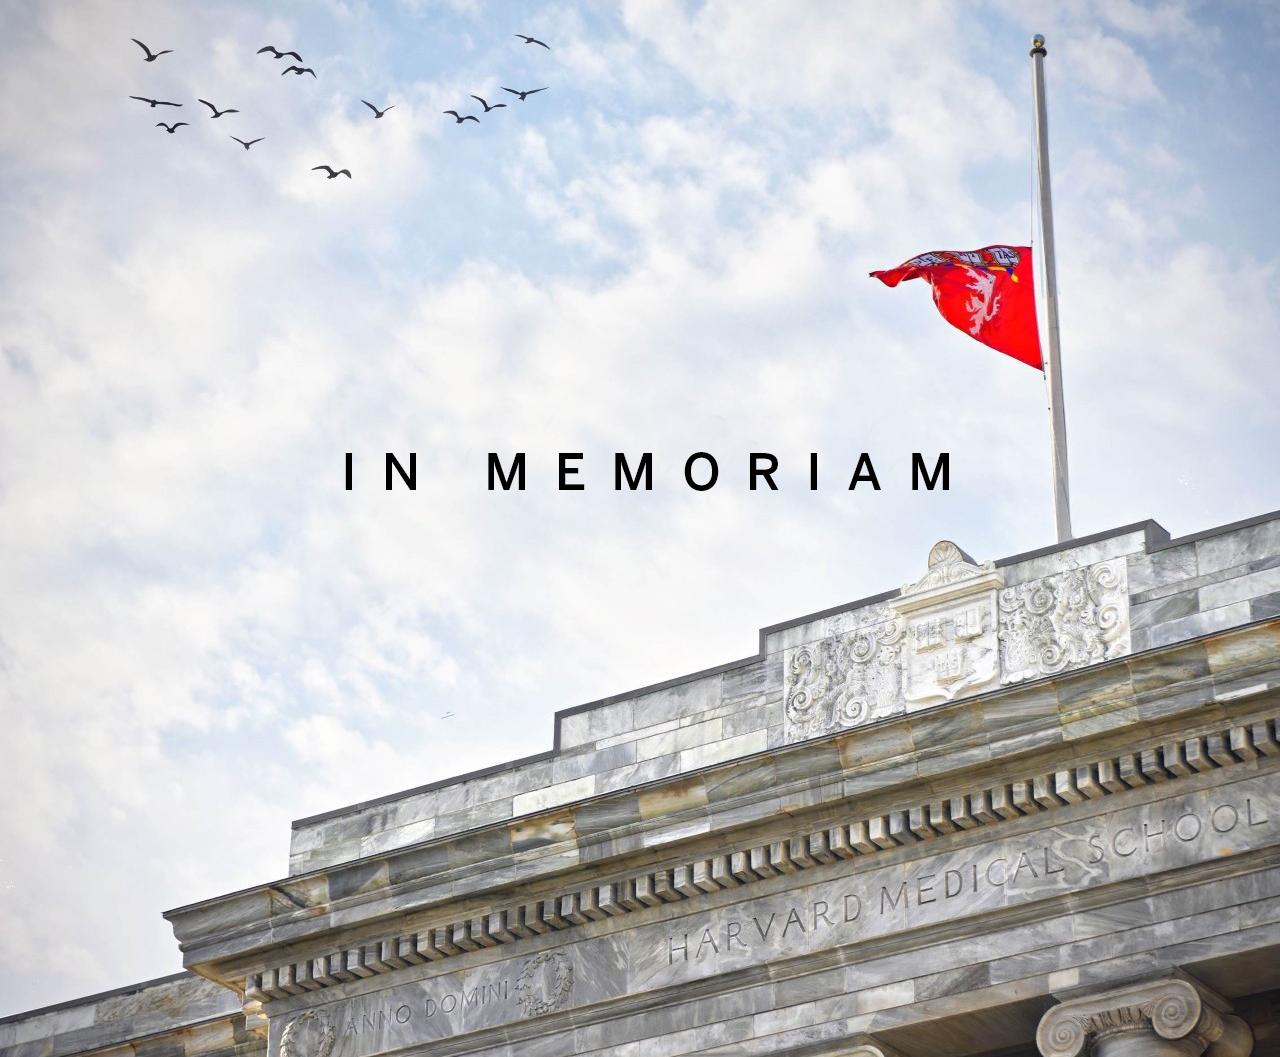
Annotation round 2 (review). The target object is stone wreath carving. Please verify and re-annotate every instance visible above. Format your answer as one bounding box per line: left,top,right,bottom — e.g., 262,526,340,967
998,558,1128,683
514,950,574,1017
279,1010,336,1057
784,603,905,739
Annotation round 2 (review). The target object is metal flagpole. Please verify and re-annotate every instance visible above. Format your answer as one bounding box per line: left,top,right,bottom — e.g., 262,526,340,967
1030,33,1073,542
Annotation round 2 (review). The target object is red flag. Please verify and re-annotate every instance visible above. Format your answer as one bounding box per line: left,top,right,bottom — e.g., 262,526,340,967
871,245,1043,369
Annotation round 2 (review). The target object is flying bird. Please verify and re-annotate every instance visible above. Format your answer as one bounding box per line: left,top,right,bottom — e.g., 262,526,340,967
257,45,303,61
231,136,264,150
282,65,317,77
514,34,550,49
155,122,187,133
443,110,479,123
361,100,394,119
470,95,506,112
441,712,455,719
131,38,172,61
312,165,352,179
500,86,548,101
198,99,239,118
130,95,182,107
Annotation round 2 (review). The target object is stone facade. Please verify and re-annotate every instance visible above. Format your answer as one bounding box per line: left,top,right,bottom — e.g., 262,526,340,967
5,510,1280,1057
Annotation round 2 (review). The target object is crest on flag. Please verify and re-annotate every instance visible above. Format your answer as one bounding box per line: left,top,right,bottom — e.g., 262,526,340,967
871,245,1043,369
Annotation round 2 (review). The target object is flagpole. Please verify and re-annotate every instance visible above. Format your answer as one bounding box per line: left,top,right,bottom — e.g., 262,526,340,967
1030,33,1073,543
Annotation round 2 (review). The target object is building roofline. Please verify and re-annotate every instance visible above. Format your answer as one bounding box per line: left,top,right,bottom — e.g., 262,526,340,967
1155,506,1280,550
0,972,193,1025
290,509,1277,831
169,610,1280,919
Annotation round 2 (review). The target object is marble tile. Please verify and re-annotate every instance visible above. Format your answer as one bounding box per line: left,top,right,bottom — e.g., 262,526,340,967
1148,602,1253,649
1200,566,1280,610
1127,545,1197,596
679,730,767,771
720,659,777,704
1130,590,1199,631
511,775,596,817
636,719,724,762
1197,520,1280,576
630,676,722,727
551,742,637,784
1253,591,1280,621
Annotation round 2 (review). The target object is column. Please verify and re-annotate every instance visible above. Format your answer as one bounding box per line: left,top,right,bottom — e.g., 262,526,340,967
1037,970,1252,1057
842,1040,908,1057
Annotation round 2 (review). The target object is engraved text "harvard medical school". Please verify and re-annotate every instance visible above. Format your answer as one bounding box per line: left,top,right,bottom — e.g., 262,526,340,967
666,796,1269,965
666,844,1064,965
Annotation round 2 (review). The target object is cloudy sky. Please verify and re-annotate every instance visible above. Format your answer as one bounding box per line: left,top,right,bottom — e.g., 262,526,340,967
2,0,1278,1018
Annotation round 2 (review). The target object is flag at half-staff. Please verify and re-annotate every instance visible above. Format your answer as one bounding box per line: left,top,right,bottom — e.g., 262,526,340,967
870,245,1043,369
866,36,1074,545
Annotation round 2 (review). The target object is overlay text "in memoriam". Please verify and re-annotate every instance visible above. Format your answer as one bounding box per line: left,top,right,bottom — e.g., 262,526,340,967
345,452,951,492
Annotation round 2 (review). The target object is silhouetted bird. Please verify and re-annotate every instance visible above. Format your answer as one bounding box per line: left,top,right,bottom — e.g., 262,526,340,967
155,122,187,133
501,86,548,101
130,96,182,107
514,34,550,49
198,99,239,118
257,45,303,61
361,100,394,119
231,136,264,150
312,165,352,179
443,110,479,123
282,66,317,77
131,38,172,61
470,95,506,112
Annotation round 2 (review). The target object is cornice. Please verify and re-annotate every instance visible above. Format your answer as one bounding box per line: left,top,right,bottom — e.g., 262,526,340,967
165,621,1280,993
237,708,1278,1005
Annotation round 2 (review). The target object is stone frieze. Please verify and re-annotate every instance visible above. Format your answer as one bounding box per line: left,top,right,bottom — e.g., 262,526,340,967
257,748,1278,1055
245,716,1278,1017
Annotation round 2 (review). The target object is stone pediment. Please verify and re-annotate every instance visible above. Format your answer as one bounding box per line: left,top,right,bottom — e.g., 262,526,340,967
784,539,1131,741
897,540,999,600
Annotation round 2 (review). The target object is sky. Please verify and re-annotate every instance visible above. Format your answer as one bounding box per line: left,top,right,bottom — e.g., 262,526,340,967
1,0,1278,1019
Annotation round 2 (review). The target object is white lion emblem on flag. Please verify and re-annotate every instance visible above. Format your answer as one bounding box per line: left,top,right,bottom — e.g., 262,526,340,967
960,267,1000,336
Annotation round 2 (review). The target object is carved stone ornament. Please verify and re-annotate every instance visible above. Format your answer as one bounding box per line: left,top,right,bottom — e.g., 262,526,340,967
279,1010,336,1057
999,557,1129,683
898,540,993,595
514,950,574,1017
784,602,903,741
1036,971,1253,1057
783,540,1134,741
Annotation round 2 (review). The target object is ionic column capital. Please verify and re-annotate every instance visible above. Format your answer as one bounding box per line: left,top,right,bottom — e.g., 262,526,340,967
840,1039,910,1057
1037,971,1252,1057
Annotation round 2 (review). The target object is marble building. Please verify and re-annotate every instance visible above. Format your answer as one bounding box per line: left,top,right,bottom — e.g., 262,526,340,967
4,510,1280,1057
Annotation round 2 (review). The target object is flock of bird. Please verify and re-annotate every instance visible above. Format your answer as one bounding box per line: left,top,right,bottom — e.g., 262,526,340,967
128,32,552,180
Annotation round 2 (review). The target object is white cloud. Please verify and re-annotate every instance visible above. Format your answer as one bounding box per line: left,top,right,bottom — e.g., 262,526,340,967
1,0,1278,1020
1061,29,1163,103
